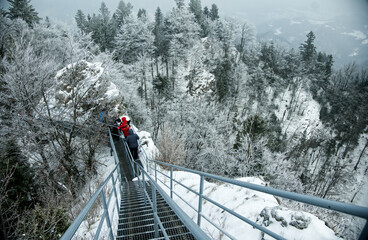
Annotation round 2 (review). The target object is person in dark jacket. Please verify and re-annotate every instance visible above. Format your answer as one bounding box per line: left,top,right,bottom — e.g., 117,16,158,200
111,117,121,141
124,128,140,160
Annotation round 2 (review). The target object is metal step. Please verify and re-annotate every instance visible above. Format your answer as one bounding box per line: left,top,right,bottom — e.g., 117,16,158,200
117,181,196,240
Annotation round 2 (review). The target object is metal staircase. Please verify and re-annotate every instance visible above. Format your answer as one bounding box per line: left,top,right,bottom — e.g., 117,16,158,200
117,181,195,240
60,126,368,240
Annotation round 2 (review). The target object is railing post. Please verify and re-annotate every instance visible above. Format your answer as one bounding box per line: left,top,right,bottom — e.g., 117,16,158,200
359,221,368,240
145,152,149,173
155,161,157,182
136,161,142,187
142,173,147,206
170,166,173,199
152,185,159,238
100,191,114,240
111,173,119,213
197,175,204,227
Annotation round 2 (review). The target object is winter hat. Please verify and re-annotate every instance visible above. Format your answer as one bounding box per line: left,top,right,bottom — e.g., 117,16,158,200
122,117,126,122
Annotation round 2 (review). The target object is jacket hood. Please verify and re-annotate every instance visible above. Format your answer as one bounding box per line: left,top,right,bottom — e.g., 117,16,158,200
128,128,134,135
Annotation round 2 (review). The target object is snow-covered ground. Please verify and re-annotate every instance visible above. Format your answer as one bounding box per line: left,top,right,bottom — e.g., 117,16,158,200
274,82,322,139
137,129,342,240
70,119,352,240
71,146,120,240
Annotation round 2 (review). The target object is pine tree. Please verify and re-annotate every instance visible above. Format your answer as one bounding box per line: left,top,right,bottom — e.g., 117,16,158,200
203,6,209,18
115,16,154,64
6,0,41,26
316,52,334,80
114,0,133,28
166,6,201,55
209,4,219,21
0,139,37,209
175,0,185,9
75,9,87,33
214,58,234,102
216,18,235,56
189,0,203,24
299,31,316,63
137,8,147,19
153,7,169,74
98,2,115,51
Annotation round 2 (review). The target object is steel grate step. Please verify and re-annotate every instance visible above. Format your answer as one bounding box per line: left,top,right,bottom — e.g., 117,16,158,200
117,181,196,240
120,198,167,210
119,218,155,230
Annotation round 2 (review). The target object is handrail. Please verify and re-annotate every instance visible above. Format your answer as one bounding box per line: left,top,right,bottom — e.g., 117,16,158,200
61,121,367,239
121,136,211,240
130,155,212,240
136,142,368,240
60,128,122,240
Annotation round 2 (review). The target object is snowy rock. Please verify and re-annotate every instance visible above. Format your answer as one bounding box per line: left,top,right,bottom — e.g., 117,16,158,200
258,206,311,230
38,60,124,121
289,211,311,230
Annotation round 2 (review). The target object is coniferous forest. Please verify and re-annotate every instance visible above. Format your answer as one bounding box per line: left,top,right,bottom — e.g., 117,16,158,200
0,0,367,239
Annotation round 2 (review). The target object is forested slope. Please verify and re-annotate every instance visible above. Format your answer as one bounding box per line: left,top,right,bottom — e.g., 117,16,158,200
0,0,367,239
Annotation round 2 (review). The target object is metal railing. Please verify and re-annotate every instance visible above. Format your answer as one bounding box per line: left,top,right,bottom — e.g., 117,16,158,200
121,138,211,240
60,128,122,240
133,141,368,240
60,123,368,239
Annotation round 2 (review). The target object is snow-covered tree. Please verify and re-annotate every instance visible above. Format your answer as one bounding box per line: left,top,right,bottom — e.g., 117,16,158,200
113,0,133,28
137,8,147,19
76,3,116,52
216,18,236,56
115,16,154,64
75,9,88,33
153,7,169,75
209,4,219,21
299,31,317,63
97,2,115,51
6,0,41,26
188,0,203,24
165,5,201,79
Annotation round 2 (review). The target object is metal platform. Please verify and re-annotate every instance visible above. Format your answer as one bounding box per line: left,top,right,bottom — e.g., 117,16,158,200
117,181,196,240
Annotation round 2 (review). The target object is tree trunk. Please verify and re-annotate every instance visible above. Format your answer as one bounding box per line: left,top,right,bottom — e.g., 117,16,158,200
354,139,368,170
151,61,155,80
165,56,169,81
155,57,159,75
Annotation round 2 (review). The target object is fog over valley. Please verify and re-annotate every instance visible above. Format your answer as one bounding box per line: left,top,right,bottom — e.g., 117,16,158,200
1,0,367,67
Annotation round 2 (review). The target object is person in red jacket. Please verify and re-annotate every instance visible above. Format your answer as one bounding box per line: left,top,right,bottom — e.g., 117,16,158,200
118,117,130,137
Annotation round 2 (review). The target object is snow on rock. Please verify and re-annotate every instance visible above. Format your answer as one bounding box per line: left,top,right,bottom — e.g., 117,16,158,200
274,82,322,139
132,124,159,170
257,206,340,240
38,60,124,121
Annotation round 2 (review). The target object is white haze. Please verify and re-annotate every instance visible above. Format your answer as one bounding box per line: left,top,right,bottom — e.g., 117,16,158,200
1,0,367,26
0,0,367,66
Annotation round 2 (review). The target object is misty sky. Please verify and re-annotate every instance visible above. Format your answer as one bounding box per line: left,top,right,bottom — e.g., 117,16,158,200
1,0,367,27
